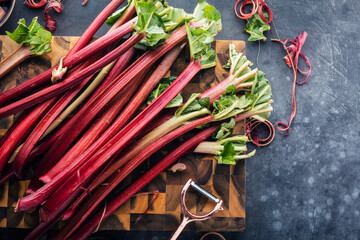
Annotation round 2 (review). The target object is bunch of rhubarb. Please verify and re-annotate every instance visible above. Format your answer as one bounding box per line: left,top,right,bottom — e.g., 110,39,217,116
0,1,274,239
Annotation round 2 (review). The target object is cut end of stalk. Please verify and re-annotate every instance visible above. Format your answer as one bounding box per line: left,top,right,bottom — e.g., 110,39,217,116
51,57,68,84
62,208,75,221
25,188,35,195
39,176,51,184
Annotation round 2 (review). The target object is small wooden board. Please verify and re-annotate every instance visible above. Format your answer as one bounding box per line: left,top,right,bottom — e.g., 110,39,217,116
0,36,246,232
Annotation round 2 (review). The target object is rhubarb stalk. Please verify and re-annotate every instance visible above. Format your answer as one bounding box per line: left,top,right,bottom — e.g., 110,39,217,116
0,32,144,119
17,0,220,214
0,17,136,107
55,115,213,240
0,97,57,173
42,44,184,182
16,10,190,213
67,125,219,240
57,65,274,232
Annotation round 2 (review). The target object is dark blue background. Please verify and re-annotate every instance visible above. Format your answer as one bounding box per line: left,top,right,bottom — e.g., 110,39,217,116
1,0,360,239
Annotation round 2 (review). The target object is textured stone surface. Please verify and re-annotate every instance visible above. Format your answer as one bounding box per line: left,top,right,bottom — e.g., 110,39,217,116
1,0,360,239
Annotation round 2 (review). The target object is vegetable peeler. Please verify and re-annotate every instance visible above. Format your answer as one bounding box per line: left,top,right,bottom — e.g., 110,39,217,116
170,179,223,240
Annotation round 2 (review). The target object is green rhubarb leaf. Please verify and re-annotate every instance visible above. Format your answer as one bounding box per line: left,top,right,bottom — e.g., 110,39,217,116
179,94,210,116
223,43,253,80
212,118,236,140
200,48,216,69
161,7,191,32
223,44,239,69
244,12,270,42
249,72,272,107
147,76,183,108
216,135,252,164
106,1,132,26
186,23,213,58
133,1,157,33
193,1,222,36
245,71,273,121
213,86,238,113
6,17,52,55
185,1,221,68
133,1,170,49
29,29,52,55
215,141,237,165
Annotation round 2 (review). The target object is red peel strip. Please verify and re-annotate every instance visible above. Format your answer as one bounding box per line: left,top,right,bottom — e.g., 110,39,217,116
235,0,258,20
25,0,47,8
133,191,159,224
272,31,312,135
82,0,88,6
258,3,273,24
44,0,63,32
235,0,272,23
246,119,275,147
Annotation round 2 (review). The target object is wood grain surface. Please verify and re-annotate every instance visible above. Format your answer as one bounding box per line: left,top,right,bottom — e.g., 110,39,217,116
0,35,246,232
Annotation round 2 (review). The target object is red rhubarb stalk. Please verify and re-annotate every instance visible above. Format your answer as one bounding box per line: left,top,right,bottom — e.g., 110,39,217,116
0,109,31,148
66,0,125,57
0,17,136,107
15,26,188,212
109,0,136,31
59,100,210,221
24,49,136,194
10,54,99,176
55,116,213,240
43,44,183,182
0,32,144,119
68,125,219,240
41,66,148,183
38,59,202,220
0,97,57,173
57,67,256,222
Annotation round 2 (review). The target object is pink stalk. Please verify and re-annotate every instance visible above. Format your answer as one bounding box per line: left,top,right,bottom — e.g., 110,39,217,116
3,2,134,176
0,17,136,107
42,43,184,182
0,109,31,148
66,0,126,57
0,31,144,119
0,98,57,174
42,66,149,183
26,48,135,194
25,49,136,194
109,0,136,31
15,26,189,212
11,55,99,176
202,68,257,103
54,115,213,239
38,59,202,220
68,125,219,240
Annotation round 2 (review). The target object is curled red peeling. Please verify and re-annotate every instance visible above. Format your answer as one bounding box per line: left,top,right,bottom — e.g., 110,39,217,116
272,31,312,135
25,0,47,8
44,0,63,32
235,0,273,23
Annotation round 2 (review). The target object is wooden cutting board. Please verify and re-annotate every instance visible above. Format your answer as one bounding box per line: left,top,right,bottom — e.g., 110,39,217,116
0,35,246,232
